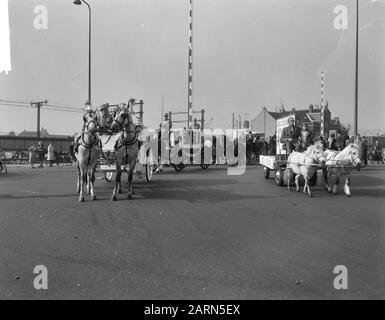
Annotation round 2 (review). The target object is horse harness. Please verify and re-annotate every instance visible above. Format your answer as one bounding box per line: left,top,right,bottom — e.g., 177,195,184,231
75,132,101,165
114,131,139,164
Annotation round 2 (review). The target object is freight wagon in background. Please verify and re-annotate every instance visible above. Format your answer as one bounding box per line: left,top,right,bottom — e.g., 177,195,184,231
0,135,73,153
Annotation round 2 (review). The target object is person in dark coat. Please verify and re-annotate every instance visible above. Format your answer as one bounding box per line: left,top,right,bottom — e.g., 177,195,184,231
362,137,368,165
318,136,328,149
37,141,45,168
328,133,338,151
300,123,314,151
336,130,346,151
270,134,277,155
280,117,301,154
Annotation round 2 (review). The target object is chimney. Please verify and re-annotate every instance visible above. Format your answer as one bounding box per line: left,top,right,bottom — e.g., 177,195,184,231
309,104,314,113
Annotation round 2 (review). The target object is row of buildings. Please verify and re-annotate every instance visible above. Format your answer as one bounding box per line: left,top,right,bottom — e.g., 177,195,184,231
249,102,348,138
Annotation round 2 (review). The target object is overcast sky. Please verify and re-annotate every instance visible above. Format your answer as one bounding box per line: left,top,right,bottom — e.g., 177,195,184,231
0,0,384,135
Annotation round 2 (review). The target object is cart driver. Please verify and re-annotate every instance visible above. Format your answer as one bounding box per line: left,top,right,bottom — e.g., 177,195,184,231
280,117,301,154
99,103,113,133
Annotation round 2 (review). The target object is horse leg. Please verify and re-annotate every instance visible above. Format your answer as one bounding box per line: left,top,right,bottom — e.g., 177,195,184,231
333,171,340,195
295,174,300,192
86,171,91,194
118,177,122,194
111,166,121,201
90,167,96,201
127,165,134,199
287,168,292,191
327,171,333,193
307,178,313,197
79,166,85,202
322,168,329,192
344,171,351,197
76,162,81,193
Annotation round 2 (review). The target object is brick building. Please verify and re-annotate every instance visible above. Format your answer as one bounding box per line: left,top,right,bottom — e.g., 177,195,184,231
250,102,348,139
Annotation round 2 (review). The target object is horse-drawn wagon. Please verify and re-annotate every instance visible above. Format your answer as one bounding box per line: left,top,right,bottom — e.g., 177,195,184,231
156,109,211,172
97,99,155,183
259,154,319,187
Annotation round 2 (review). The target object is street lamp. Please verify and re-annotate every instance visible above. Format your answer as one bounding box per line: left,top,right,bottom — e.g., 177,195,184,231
73,0,92,106
354,0,359,136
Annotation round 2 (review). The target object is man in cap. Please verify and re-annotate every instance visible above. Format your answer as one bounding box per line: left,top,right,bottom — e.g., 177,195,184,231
98,103,113,133
280,117,301,154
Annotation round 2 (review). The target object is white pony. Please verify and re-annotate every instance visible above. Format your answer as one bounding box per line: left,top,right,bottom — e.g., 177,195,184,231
322,144,361,197
286,141,326,197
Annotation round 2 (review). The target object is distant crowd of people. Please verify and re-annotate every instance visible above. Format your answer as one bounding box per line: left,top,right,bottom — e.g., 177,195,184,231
27,141,56,168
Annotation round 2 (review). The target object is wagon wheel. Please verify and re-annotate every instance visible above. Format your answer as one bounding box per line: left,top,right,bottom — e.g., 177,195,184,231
309,171,318,186
145,165,153,182
173,164,181,172
173,163,185,172
275,167,284,186
200,164,209,170
104,171,114,182
263,166,270,179
1,164,7,174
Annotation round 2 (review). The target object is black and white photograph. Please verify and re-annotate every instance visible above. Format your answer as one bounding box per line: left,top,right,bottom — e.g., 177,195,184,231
0,0,384,304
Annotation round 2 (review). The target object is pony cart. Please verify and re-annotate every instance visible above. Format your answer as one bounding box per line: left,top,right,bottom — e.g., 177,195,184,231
97,100,155,183
259,154,318,187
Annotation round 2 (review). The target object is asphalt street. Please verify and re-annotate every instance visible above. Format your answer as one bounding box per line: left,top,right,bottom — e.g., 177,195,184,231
0,164,384,299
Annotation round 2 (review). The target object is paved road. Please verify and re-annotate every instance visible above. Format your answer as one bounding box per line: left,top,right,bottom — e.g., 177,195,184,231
0,164,384,299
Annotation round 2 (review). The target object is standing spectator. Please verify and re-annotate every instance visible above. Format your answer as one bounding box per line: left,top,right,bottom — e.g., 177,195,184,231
37,141,45,168
346,135,355,146
47,143,55,167
263,138,269,156
28,143,37,168
300,123,314,151
354,134,363,155
318,136,328,149
362,137,368,165
270,134,277,156
336,130,346,151
328,133,338,151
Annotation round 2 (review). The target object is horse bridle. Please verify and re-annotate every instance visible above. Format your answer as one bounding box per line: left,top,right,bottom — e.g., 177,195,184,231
311,148,325,164
111,109,130,132
350,151,360,164
112,109,138,145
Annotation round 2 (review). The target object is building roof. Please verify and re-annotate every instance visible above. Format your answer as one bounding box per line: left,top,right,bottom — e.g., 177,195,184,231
264,108,323,123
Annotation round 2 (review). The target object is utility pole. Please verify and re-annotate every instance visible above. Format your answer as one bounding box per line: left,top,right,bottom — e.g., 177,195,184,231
31,100,48,138
187,0,193,129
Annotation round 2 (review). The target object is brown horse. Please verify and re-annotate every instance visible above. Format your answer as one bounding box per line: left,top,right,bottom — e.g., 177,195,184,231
110,105,139,201
74,110,100,202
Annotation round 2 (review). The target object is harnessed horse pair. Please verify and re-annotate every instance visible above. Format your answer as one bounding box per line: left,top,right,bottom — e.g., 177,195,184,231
74,104,139,202
285,142,362,197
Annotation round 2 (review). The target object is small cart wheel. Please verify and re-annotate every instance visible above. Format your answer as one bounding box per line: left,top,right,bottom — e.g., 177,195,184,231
263,166,270,179
200,164,209,170
145,165,153,182
275,168,284,186
104,171,114,182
